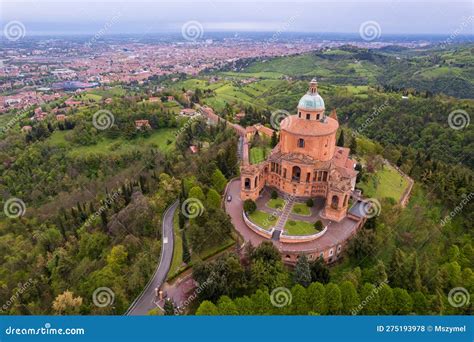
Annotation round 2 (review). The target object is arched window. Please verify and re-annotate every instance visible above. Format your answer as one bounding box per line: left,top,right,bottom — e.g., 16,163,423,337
292,166,301,182
331,195,339,209
254,177,258,188
344,194,349,206
297,138,305,148
306,113,311,120
244,178,251,190
298,111,301,118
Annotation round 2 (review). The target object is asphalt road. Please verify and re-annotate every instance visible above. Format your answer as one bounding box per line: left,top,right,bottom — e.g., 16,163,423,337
126,200,179,315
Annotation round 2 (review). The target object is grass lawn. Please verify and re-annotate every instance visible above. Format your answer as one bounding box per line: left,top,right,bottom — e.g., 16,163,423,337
168,209,184,278
291,203,311,216
267,198,285,209
250,146,270,164
248,210,277,230
358,164,410,202
49,128,179,157
285,219,319,236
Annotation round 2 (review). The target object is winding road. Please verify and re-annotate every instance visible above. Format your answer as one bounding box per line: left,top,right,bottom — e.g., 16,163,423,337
126,200,179,315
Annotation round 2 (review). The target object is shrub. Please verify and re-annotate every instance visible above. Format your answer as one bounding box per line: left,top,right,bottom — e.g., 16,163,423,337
314,220,324,231
271,190,278,199
306,198,314,207
243,199,257,214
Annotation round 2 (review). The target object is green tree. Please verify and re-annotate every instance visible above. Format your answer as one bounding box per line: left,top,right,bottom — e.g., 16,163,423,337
196,300,219,315
408,253,422,292
291,284,309,314
164,298,175,315
106,245,128,273
243,199,257,214
307,282,326,314
206,188,221,209
324,283,342,314
211,168,227,193
359,283,379,315
340,281,360,314
377,284,394,315
388,248,406,289
182,230,191,264
293,254,312,287
309,258,330,284
411,291,429,314
188,186,206,203
392,288,413,314
270,131,278,148
217,296,239,315
337,129,345,147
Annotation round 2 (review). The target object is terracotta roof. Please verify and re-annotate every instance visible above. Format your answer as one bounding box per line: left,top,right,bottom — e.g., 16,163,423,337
280,115,338,137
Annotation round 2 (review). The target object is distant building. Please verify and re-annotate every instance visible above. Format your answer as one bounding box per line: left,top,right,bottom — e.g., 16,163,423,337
180,108,197,116
135,119,151,130
189,145,199,154
21,125,32,133
56,114,66,121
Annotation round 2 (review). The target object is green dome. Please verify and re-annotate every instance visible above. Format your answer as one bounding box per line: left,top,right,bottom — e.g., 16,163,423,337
298,93,325,110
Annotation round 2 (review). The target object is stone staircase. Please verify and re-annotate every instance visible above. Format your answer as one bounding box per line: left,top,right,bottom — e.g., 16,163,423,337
274,196,295,235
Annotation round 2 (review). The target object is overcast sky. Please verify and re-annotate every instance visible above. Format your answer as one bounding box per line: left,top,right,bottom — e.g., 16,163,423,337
1,0,473,36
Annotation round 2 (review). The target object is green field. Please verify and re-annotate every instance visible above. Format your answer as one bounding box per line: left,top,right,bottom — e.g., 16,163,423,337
248,210,277,230
266,198,285,209
48,128,178,157
358,163,410,202
250,146,270,164
284,219,319,236
291,203,311,216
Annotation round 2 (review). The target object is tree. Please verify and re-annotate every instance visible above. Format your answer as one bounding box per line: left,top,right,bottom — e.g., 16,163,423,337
306,282,326,314
52,291,83,315
314,220,323,231
392,288,413,314
243,199,257,214
337,130,345,147
324,283,342,314
106,245,128,273
408,253,422,292
164,298,175,315
359,283,379,314
309,258,330,284
196,300,219,315
411,291,428,314
349,136,357,153
348,228,376,261
270,131,278,148
340,281,360,314
377,284,394,315
389,248,407,289
217,296,239,315
206,189,221,209
182,230,191,264
293,254,312,287
271,190,278,200
188,186,206,203
211,168,227,193
291,284,309,314
306,198,314,207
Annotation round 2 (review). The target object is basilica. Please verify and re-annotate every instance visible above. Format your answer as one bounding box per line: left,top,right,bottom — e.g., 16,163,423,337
240,79,358,222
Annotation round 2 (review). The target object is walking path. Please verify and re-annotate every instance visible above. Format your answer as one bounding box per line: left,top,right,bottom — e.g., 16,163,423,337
126,200,178,315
